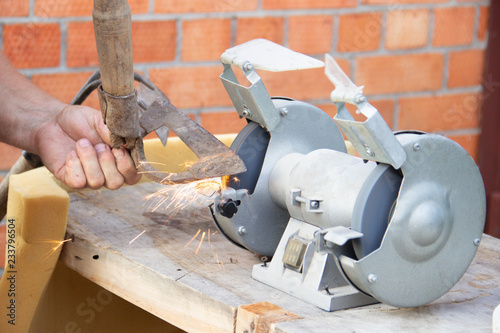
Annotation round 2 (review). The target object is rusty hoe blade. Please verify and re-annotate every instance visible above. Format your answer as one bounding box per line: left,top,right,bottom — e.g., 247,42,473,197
137,81,169,146
137,97,247,184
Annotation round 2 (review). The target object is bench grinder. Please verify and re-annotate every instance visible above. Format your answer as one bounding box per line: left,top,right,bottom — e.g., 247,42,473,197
210,39,486,311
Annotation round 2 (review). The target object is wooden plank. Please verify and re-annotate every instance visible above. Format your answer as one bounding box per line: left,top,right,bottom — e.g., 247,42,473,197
61,183,500,332
236,302,301,333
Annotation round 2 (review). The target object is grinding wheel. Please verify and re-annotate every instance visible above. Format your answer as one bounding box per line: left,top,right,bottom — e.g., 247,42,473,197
228,121,270,194
351,164,403,259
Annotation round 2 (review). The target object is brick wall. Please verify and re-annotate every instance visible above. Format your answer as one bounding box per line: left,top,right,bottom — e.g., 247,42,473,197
0,0,490,180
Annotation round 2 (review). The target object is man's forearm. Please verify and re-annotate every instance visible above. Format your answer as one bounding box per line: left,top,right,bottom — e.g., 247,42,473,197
0,52,66,154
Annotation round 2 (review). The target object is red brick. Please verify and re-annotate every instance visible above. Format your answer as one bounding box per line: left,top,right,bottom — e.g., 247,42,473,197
356,53,444,95
155,0,257,13
318,99,395,128
68,21,175,67
433,7,475,46
478,6,489,41
200,112,247,135
386,9,429,50
32,72,100,109
288,15,333,54
260,59,350,101
35,0,147,17
398,93,481,133
448,49,485,88
132,21,176,63
263,0,355,9
3,24,60,69
67,22,98,68
0,143,22,170
236,17,284,45
446,133,480,162
143,114,196,140
149,66,232,109
338,13,382,52
0,0,29,17
363,0,446,3
182,19,231,62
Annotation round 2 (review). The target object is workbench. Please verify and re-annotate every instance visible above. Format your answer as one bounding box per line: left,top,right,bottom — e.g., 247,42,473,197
48,181,500,332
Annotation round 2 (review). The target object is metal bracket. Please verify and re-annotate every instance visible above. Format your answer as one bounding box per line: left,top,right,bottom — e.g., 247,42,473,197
325,54,407,169
220,39,325,132
220,62,280,131
291,189,324,213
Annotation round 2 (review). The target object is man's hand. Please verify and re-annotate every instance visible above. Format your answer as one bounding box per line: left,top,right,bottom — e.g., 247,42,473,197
35,104,141,189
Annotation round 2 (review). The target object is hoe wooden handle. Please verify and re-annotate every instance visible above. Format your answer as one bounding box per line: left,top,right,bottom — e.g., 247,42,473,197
92,0,134,97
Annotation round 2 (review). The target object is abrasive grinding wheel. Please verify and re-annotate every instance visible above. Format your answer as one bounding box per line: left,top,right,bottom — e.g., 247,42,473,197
351,164,403,259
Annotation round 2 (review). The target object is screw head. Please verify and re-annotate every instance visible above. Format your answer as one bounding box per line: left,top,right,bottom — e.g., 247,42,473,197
413,143,421,151
474,238,481,246
365,147,375,157
280,107,288,116
242,109,250,117
243,63,253,71
355,94,367,103
238,226,247,235
310,201,320,209
368,274,378,284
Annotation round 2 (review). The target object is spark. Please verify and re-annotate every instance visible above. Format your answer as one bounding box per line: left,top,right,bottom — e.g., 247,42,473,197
215,252,221,269
195,231,206,255
129,230,146,244
137,161,167,166
127,264,144,273
185,229,201,248
40,238,73,262
180,160,195,169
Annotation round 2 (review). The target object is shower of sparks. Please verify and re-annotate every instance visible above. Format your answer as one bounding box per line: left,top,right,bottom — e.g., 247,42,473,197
143,176,226,226
138,158,239,271
129,230,146,244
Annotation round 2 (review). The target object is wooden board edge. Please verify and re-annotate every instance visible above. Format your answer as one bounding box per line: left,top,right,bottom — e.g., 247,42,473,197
60,227,237,333
235,301,302,333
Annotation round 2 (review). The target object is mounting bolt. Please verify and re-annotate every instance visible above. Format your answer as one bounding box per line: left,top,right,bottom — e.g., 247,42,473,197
310,201,320,209
474,238,481,246
368,274,378,284
280,107,289,116
355,94,367,103
413,143,421,151
242,109,251,117
238,226,247,235
243,63,253,71
365,147,375,157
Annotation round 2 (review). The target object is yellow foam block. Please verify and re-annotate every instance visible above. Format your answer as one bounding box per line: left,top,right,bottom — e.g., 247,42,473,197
0,167,69,332
141,134,237,181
